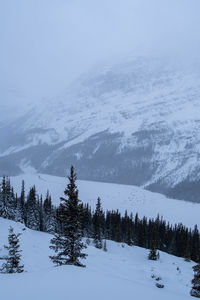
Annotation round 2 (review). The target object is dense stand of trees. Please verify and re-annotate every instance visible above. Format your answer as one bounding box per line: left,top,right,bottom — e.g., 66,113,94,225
0,177,56,233
0,174,200,263
81,206,200,262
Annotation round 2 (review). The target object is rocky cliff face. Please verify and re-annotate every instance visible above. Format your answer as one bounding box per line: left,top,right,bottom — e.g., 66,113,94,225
1,55,200,201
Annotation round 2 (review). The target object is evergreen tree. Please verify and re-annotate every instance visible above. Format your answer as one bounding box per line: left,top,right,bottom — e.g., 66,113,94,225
82,204,93,238
49,166,87,267
20,180,26,224
148,223,159,260
0,227,24,273
0,177,15,220
26,186,40,230
191,225,200,262
0,176,6,217
184,233,191,262
15,192,24,224
39,195,44,231
43,191,55,233
191,263,200,298
93,197,104,249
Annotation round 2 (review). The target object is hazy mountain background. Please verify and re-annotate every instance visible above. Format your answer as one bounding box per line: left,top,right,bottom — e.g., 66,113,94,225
1,0,200,202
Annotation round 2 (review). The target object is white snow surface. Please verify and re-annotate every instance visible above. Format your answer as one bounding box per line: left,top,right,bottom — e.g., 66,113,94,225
10,173,200,229
0,217,194,300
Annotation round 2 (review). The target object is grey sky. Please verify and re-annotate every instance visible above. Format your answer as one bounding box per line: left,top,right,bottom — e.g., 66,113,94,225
0,0,200,105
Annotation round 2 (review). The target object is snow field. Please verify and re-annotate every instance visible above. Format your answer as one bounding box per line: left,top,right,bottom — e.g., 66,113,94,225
0,218,195,300
10,173,200,229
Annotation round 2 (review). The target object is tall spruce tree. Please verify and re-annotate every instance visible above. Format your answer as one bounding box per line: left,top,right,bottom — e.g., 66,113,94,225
0,176,6,217
20,180,26,224
191,263,200,298
49,166,87,267
26,186,40,230
15,182,25,224
43,191,55,233
93,197,104,249
0,177,15,220
0,227,24,273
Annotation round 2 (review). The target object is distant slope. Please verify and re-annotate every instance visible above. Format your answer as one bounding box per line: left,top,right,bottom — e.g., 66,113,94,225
10,173,200,229
1,55,200,201
0,217,194,300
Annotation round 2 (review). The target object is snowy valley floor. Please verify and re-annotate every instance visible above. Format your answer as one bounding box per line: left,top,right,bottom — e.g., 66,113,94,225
0,217,194,300
10,173,200,228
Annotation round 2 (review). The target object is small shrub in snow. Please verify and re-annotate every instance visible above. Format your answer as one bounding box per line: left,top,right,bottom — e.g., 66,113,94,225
156,283,164,289
148,248,160,261
155,276,162,281
103,240,107,252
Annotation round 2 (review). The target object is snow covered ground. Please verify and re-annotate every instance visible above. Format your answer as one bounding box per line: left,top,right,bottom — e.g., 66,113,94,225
0,217,194,300
10,173,200,229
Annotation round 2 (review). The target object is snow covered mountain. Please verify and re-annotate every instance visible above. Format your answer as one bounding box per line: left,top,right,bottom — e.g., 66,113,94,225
1,55,200,201
0,217,195,300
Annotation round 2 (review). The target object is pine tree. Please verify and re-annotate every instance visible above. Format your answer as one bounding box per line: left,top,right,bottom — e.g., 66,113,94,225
26,186,40,230
184,233,191,262
0,176,6,217
43,191,55,233
49,166,87,267
15,192,24,224
0,227,24,273
39,195,44,231
93,197,104,249
191,225,200,262
20,180,26,224
148,223,159,260
0,177,16,220
191,263,200,298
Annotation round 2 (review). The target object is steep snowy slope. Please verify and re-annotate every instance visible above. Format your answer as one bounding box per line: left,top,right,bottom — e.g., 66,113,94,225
0,217,194,300
1,55,200,201
10,173,200,229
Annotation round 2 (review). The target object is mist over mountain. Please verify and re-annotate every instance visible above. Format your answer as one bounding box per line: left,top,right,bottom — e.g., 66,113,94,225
1,53,200,202
1,0,200,102
1,0,200,202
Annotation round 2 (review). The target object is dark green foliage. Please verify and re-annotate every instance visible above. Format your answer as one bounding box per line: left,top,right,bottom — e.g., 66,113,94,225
191,264,200,297
148,222,159,260
1,173,200,263
93,197,104,249
26,186,40,230
0,227,24,274
49,166,87,267
43,191,55,233
0,177,16,220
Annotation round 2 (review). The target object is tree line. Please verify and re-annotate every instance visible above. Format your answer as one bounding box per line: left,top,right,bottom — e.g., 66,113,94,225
1,167,200,297
0,172,200,263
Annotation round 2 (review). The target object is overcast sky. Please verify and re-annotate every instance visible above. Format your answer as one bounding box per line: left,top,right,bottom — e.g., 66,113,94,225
0,0,200,105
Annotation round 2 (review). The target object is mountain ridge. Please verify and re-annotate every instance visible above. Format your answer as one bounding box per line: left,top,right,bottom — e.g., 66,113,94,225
1,54,200,201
